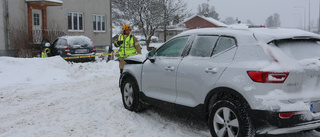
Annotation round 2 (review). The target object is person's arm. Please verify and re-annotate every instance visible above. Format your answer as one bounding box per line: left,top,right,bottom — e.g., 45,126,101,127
114,34,123,47
133,36,141,54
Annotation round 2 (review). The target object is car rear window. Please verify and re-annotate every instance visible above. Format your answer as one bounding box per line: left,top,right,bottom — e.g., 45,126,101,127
275,39,320,60
69,37,93,48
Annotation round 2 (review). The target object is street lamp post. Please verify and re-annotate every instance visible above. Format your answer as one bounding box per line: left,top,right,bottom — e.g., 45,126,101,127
309,0,311,31
319,0,320,33
294,6,306,30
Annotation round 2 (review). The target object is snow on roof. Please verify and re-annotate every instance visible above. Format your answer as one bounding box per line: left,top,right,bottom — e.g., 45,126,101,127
25,0,63,4
173,27,320,45
182,15,227,27
198,16,227,27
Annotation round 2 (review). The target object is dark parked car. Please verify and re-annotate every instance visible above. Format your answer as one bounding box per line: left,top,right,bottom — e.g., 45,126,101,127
42,36,96,62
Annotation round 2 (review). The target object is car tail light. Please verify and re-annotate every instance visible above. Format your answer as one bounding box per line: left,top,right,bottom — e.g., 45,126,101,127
279,112,300,119
65,44,70,53
247,71,289,83
93,46,96,53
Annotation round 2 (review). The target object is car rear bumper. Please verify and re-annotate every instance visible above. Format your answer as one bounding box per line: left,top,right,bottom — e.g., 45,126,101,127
61,53,96,62
263,119,320,134
65,57,95,62
250,110,320,135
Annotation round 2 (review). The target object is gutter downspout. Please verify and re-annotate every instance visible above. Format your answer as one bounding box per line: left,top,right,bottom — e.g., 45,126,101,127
109,0,112,47
4,0,9,55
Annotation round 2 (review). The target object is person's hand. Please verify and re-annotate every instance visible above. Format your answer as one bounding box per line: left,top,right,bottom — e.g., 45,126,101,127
117,41,123,45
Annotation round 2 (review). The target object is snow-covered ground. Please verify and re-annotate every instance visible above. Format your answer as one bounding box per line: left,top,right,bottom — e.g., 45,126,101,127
1,44,320,137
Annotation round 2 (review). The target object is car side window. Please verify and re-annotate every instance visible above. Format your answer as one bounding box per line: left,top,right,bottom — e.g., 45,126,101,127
212,37,236,55
189,36,218,57
156,37,189,57
61,39,67,46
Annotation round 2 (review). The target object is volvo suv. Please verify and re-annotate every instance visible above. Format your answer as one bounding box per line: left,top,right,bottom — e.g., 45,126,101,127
119,28,320,136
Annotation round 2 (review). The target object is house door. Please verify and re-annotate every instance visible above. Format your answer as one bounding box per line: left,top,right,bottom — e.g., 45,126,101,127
32,9,42,44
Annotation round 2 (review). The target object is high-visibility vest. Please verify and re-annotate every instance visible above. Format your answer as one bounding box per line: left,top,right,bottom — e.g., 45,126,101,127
118,34,137,58
41,48,50,58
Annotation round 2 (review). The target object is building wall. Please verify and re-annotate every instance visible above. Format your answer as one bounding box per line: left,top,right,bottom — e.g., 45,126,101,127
185,16,218,29
0,0,27,56
46,0,112,47
8,0,27,28
0,0,5,51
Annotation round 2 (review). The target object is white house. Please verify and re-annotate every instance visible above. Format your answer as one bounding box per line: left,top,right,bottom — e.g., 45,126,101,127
0,0,112,56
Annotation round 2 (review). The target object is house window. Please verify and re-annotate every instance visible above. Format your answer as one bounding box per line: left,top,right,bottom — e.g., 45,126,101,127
93,14,106,32
68,12,84,31
33,13,40,26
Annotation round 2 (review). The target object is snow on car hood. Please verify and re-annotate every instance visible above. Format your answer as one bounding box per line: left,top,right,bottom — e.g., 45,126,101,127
124,54,147,64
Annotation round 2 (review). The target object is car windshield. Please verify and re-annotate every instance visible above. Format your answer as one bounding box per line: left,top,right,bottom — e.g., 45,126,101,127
275,39,320,60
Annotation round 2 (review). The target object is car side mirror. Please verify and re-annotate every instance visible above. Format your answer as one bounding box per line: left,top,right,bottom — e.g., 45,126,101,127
147,50,156,63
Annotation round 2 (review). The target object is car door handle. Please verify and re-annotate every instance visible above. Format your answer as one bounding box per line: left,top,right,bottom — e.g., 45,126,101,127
165,66,175,71
205,68,218,74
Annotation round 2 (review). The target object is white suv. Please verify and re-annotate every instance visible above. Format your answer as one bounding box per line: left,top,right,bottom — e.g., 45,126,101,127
119,28,320,136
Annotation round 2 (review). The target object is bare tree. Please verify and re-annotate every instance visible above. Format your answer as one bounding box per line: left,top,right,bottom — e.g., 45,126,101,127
46,23,66,43
246,19,254,25
112,0,188,50
9,22,32,57
161,0,188,42
224,17,236,25
197,3,219,20
113,0,162,50
265,13,281,28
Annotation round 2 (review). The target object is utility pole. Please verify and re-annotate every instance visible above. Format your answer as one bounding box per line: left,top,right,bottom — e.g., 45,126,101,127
319,0,320,33
294,6,306,30
5,0,10,55
309,0,311,31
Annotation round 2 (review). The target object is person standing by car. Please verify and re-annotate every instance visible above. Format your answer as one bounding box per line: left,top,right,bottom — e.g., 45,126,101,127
114,24,141,73
41,43,51,58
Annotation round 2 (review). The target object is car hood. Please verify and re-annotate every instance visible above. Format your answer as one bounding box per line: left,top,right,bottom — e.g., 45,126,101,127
124,54,147,64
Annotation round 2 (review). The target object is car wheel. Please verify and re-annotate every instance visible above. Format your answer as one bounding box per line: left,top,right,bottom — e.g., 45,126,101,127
209,99,254,137
121,77,143,112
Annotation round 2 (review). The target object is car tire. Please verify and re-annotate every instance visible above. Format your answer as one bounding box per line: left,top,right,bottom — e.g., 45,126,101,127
121,77,143,112
209,99,254,137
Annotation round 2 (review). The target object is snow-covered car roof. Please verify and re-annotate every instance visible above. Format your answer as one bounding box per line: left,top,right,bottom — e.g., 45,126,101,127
250,28,320,43
175,28,320,45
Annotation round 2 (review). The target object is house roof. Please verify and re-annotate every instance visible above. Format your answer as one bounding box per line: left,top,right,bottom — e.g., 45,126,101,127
25,0,63,6
183,15,227,27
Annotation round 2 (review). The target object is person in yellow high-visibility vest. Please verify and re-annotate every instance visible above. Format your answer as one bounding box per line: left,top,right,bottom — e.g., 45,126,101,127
41,43,51,58
114,24,141,73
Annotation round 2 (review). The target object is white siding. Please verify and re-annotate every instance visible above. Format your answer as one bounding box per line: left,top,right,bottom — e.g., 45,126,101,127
0,0,5,51
46,0,112,47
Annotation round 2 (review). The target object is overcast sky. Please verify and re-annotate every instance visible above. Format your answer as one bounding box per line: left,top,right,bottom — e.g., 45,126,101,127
184,0,320,30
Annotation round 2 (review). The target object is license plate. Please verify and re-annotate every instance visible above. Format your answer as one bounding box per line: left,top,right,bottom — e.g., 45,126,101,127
75,49,88,53
310,103,320,113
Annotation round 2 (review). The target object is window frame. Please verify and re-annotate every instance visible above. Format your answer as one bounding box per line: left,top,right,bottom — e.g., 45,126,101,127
68,12,84,32
33,13,40,26
93,14,106,32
